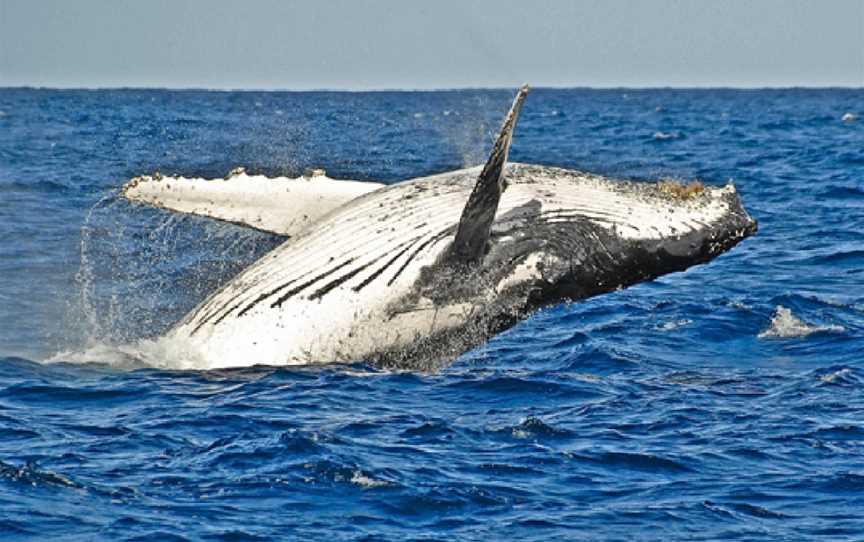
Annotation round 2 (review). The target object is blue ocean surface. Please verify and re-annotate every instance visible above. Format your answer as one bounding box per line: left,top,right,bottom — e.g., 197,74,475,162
0,88,862,540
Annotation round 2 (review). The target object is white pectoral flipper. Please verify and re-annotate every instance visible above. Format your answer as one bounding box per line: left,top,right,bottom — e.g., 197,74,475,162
121,168,385,236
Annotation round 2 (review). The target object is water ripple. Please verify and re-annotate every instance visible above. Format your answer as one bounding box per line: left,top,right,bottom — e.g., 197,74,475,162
1,88,863,540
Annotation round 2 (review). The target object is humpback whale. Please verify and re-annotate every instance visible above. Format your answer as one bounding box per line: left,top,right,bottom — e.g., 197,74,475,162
123,85,757,370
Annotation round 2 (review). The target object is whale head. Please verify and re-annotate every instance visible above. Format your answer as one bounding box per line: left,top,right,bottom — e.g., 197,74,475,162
491,171,759,309
408,167,757,321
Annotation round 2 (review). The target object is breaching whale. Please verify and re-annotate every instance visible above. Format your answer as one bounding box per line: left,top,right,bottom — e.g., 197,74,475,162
123,85,757,370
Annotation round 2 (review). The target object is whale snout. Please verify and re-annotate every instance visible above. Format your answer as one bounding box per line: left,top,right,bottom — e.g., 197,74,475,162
744,213,759,236
713,183,758,245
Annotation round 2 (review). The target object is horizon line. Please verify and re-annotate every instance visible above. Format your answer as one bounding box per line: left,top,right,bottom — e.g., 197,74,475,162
1,84,862,93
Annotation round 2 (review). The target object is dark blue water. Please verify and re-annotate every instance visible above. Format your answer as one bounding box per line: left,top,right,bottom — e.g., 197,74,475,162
1,88,862,540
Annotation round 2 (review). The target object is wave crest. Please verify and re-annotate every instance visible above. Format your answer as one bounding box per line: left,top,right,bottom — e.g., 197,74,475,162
758,305,844,339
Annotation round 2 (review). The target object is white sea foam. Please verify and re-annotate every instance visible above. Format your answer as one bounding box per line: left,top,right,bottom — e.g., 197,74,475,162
46,342,146,368
758,306,844,339
819,368,852,384
350,470,389,489
725,299,752,310
657,319,692,331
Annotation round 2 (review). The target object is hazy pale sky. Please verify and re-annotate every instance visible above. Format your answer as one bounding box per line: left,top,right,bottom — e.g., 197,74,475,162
1,0,862,89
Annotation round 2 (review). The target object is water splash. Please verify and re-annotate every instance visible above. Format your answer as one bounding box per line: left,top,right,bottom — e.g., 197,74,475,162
54,188,281,366
758,305,844,339
349,470,391,489
652,131,681,141
657,319,693,331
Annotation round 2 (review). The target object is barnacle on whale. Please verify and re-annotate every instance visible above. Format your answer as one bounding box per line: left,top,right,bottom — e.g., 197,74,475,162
657,179,706,200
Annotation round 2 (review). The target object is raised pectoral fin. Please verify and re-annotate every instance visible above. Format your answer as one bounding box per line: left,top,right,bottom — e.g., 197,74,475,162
447,85,529,265
122,169,384,236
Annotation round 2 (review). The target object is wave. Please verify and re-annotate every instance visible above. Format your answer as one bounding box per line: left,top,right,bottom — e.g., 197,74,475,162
0,460,78,489
814,367,861,386
45,334,208,370
817,185,864,199
758,306,844,339
656,319,693,331
46,342,148,368
567,450,693,474
508,416,573,440
651,131,681,141
0,179,73,193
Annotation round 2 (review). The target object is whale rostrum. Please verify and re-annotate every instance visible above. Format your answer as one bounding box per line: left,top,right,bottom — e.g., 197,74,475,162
122,86,757,370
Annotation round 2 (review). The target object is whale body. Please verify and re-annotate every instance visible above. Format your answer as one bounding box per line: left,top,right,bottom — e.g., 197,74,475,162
123,86,757,370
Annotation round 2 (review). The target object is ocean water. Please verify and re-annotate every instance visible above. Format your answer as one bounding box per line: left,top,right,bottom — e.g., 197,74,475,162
1,88,862,540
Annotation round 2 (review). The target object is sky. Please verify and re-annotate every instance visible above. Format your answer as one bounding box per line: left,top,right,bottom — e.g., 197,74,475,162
1,0,862,89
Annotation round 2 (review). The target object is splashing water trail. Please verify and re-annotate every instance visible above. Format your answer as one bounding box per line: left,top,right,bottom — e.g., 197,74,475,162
57,187,283,366
758,305,845,339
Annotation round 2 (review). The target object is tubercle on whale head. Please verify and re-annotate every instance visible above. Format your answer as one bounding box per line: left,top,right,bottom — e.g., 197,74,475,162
656,179,706,200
